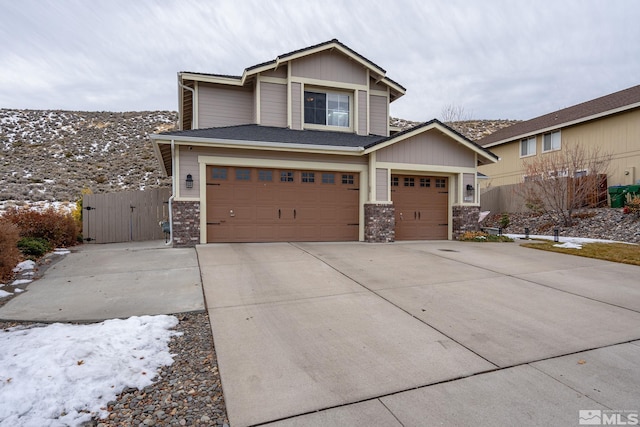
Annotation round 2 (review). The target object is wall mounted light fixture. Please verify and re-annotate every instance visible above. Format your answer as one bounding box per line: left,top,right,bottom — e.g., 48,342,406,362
186,174,193,189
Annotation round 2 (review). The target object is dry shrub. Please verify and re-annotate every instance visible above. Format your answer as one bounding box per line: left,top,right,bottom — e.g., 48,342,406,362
3,206,78,248
0,219,21,281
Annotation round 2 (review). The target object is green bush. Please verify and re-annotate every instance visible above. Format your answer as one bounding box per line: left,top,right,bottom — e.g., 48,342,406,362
499,213,510,229
0,219,21,281
17,237,51,259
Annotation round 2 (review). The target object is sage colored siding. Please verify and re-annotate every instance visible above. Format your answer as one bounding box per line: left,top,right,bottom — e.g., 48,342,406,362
370,95,387,136
260,82,287,127
290,50,367,85
377,130,475,167
198,83,254,128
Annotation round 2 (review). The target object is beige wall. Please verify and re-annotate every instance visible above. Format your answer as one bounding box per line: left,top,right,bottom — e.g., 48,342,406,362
260,82,287,127
290,50,367,85
198,83,254,128
291,82,302,130
478,108,640,189
377,129,475,167
358,90,367,135
369,95,387,136
376,168,388,201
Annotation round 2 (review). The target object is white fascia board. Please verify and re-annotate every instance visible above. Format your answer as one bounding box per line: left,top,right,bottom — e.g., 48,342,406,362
483,102,640,148
149,136,169,176
179,72,245,86
150,134,364,155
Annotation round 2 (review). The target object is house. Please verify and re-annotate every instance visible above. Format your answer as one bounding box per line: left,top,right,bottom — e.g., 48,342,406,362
150,39,498,246
477,85,640,196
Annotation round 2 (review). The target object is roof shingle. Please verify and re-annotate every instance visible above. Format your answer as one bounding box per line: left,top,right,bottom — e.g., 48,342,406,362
478,84,640,147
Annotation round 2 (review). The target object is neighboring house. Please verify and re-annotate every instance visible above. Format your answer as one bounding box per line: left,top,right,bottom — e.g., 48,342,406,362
477,85,640,192
150,39,498,246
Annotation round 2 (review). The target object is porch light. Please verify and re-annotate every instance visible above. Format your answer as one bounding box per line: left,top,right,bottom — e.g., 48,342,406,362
186,174,193,189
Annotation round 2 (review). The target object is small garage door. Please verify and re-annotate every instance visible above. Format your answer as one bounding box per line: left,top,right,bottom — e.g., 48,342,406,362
206,166,359,242
391,175,448,240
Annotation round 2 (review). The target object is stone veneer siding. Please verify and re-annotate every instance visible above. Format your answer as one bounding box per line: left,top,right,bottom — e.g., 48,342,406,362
364,203,395,243
172,201,200,247
452,205,480,240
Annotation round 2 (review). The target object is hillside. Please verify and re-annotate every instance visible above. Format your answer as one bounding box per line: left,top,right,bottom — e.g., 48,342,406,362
0,109,517,206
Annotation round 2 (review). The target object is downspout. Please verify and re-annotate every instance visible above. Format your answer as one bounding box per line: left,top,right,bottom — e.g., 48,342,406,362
166,139,176,246
179,82,195,129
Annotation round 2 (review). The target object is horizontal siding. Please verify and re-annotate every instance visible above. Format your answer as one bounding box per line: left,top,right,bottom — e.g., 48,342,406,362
178,147,200,197
369,95,388,136
358,90,367,135
291,50,366,85
377,129,475,167
261,66,287,79
291,82,302,130
370,78,388,92
376,168,388,201
198,83,254,128
196,146,368,166
260,82,287,127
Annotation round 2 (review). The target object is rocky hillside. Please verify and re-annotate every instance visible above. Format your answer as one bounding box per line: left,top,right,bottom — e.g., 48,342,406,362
0,109,518,206
0,110,177,204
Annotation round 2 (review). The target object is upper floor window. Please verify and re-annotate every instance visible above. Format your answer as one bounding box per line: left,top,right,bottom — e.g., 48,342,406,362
520,137,536,157
304,91,350,128
543,131,561,152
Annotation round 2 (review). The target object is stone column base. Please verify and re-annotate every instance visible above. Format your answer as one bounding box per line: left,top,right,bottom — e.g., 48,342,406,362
171,201,200,247
364,203,395,243
452,205,480,240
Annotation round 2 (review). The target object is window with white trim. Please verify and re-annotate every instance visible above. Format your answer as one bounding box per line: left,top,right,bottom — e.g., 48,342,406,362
543,131,561,152
520,137,536,157
304,91,350,128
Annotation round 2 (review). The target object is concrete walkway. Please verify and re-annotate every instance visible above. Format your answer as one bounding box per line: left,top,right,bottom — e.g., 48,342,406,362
0,241,204,322
198,241,640,427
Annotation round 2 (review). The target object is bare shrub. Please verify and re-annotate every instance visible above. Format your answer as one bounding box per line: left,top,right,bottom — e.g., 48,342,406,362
0,219,21,281
3,206,78,248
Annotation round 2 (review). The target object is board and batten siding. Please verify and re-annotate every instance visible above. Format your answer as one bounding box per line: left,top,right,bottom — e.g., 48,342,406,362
290,50,367,85
260,82,287,127
198,83,254,128
377,130,475,167
369,95,388,136
376,168,389,201
358,90,367,135
291,82,302,130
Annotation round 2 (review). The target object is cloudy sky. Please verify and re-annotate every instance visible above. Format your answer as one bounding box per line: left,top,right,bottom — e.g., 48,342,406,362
1,0,638,121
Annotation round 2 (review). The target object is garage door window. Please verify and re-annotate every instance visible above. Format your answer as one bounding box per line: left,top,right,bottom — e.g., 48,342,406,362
258,170,273,181
322,173,335,184
404,177,415,187
302,172,315,183
236,169,251,181
212,167,227,180
420,178,431,187
436,178,446,188
342,174,354,184
391,176,399,187
280,171,294,182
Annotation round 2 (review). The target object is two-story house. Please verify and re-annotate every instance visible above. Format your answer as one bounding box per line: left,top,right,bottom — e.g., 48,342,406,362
150,39,498,246
477,84,640,201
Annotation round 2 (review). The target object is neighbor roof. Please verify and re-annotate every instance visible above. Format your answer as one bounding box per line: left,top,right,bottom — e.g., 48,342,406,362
478,84,640,148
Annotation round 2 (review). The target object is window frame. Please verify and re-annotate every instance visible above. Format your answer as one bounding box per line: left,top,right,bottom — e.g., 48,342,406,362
543,131,561,152
303,88,353,132
520,136,536,158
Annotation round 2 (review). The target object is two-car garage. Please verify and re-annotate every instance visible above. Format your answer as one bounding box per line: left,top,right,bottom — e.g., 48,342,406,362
205,165,449,243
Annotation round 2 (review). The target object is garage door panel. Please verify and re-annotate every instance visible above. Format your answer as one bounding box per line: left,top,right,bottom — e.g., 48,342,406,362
206,166,359,243
392,174,448,240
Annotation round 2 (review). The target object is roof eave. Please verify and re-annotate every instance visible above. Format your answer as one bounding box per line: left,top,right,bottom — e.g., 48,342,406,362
483,101,640,148
149,133,365,155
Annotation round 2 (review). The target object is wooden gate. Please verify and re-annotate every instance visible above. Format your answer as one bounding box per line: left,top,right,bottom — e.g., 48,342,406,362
82,188,171,243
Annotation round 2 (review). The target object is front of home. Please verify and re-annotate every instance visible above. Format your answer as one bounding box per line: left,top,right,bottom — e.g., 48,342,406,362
151,40,498,246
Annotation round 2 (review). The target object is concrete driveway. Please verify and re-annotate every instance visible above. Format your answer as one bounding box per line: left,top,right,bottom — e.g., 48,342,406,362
198,241,640,427
0,241,204,322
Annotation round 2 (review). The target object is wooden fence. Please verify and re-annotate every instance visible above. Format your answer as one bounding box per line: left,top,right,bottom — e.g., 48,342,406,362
82,188,171,243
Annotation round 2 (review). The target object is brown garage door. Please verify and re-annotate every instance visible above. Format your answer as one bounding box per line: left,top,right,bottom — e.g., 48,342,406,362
206,166,359,242
391,175,448,240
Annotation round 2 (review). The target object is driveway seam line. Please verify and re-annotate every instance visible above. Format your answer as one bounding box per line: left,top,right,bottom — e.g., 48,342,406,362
290,242,501,369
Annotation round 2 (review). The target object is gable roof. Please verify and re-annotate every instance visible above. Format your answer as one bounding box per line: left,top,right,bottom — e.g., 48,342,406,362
478,84,640,148
365,119,499,165
179,39,405,100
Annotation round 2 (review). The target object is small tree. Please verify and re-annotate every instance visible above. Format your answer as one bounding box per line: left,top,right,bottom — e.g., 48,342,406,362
519,142,611,226
440,104,472,124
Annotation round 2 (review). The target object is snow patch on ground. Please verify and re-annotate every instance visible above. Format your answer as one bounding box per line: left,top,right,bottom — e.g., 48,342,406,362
0,290,12,299
10,279,33,286
0,315,181,426
13,260,36,272
554,242,583,249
